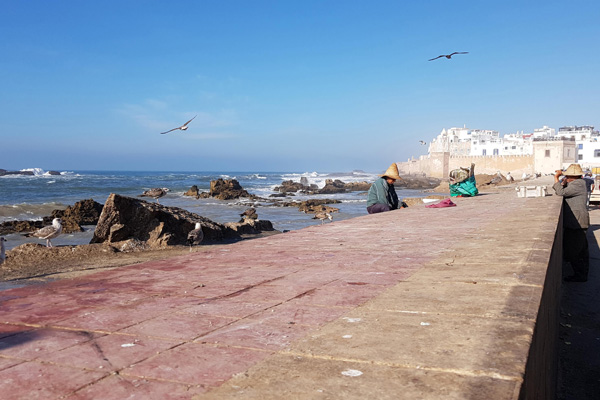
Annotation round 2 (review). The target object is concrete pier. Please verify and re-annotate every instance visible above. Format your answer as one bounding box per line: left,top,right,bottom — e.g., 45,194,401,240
0,182,567,399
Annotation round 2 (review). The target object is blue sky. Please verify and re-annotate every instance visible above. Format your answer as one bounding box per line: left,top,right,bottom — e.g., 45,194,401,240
1,1,599,173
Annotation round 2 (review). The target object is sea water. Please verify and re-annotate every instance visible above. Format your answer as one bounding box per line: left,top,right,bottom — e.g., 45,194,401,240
0,169,429,250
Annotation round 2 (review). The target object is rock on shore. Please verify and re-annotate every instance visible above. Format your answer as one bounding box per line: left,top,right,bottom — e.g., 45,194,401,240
198,178,258,200
90,193,276,248
91,194,230,246
0,199,104,235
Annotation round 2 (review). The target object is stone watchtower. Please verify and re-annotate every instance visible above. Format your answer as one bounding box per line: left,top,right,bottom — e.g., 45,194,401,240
532,139,577,175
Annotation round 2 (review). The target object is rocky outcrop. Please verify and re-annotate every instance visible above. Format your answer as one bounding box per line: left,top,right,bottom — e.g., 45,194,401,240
91,194,232,247
343,181,371,191
318,179,346,194
275,180,307,193
281,199,341,214
274,178,371,195
51,199,104,233
199,179,254,200
0,199,103,235
224,219,275,235
395,176,442,190
184,185,200,198
0,169,34,176
0,220,46,235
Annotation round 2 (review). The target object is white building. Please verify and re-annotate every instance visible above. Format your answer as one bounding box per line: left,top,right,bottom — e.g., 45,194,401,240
426,124,599,169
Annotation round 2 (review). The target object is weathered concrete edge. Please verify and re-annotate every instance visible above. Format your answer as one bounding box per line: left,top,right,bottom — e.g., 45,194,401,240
518,208,562,400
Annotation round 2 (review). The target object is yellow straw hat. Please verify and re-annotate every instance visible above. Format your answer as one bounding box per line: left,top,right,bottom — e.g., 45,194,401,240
380,163,402,180
563,164,583,177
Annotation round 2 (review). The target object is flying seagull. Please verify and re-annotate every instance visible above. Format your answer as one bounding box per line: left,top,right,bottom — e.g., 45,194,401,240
187,222,204,251
428,52,468,61
0,237,6,265
160,115,197,134
312,212,333,225
25,218,63,248
419,140,427,145
140,188,170,204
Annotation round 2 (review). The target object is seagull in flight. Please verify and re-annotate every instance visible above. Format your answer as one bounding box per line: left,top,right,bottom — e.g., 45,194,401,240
419,140,427,145
160,115,197,134
428,52,468,61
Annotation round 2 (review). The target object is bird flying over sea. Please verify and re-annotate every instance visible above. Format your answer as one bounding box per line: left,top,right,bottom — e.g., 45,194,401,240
25,218,63,248
187,222,204,251
419,140,427,145
160,115,197,134
428,52,468,61
140,188,170,204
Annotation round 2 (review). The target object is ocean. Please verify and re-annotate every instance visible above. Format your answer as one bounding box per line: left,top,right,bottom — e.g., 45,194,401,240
0,168,431,250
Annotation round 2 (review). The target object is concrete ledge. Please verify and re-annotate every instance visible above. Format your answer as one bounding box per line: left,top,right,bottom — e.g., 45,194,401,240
0,183,563,399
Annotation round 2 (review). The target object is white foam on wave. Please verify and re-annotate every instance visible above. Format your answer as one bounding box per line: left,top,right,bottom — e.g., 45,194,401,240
279,171,378,189
20,167,46,176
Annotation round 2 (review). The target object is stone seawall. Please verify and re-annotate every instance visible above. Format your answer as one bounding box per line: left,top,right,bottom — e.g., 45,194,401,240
398,153,534,178
0,178,564,399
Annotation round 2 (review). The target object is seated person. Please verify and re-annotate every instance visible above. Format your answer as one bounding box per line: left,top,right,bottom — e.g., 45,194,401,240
367,163,403,214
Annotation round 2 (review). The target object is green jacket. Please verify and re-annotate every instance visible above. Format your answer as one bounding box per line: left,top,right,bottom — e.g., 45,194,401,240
367,177,399,209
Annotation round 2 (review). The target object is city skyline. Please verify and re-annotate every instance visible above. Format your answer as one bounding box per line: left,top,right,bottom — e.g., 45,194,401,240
1,1,599,173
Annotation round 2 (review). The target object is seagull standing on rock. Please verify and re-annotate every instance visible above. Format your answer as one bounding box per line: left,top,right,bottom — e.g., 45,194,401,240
25,218,63,248
0,237,6,265
160,115,197,134
140,188,170,204
187,222,204,252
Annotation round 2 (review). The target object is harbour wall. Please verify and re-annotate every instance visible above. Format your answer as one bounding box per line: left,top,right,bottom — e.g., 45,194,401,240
397,153,534,178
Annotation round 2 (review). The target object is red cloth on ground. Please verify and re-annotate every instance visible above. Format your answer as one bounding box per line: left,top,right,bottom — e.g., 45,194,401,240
425,198,456,208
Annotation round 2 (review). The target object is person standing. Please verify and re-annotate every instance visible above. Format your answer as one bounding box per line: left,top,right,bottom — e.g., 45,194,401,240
583,172,595,210
553,164,590,282
367,163,402,214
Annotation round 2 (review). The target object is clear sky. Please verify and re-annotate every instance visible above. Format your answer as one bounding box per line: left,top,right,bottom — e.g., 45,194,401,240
1,0,599,173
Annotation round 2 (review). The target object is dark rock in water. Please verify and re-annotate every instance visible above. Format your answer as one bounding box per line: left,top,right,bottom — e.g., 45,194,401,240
269,193,289,198
395,176,442,190
318,179,346,194
281,199,341,214
50,199,104,233
0,220,45,235
91,193,233,246
225,219,276,235
0,169,34,176
47,171,61,175
184,185,200,198
201,179,253,200
239,208,258,223
274,180,306,193
343,181,371,191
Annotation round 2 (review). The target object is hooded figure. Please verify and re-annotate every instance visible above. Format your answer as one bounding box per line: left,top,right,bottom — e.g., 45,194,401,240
367,163,402,214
